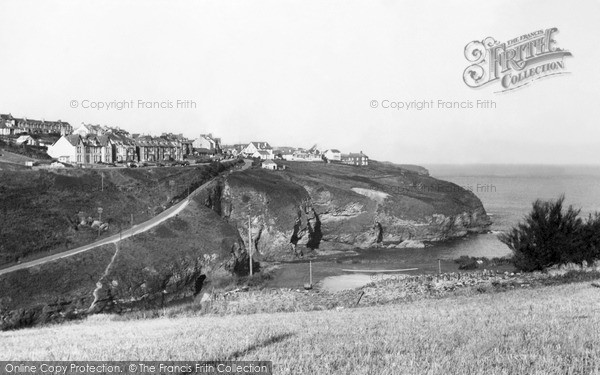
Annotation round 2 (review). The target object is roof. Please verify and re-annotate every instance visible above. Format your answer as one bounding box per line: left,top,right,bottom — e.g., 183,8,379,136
343,152,369,158
249,141,272,149
327,149,341,153
65,135,82,146
263,160,277,165
256,150,271,156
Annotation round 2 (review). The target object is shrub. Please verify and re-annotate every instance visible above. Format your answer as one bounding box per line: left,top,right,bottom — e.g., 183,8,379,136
455,255,478,270
499,195,600,272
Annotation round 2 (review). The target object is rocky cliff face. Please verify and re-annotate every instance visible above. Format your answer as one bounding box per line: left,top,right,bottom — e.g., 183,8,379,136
219,161,490,258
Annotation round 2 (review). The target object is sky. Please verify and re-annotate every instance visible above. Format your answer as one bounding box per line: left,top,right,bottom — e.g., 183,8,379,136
1,0,599,164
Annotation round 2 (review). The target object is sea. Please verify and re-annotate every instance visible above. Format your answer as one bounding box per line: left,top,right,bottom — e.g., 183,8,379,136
420,164,600,259
335,164,600,271
294,164,600,291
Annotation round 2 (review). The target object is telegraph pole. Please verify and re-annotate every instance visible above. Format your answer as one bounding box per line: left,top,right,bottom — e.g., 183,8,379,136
248,215,253,276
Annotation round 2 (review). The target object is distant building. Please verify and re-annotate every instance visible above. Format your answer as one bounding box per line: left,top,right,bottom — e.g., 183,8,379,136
323,149,342,162
252,150,274,160
193,133,221,154
107,133,137,162
15,135,37,146
341,151,369,166
1,113,72,135
221,144,245,157
262,159,278,170
47,135,81,163
290,145,322,162
242,142,273,157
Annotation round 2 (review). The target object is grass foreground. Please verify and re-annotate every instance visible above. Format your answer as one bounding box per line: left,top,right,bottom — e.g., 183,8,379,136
1,279,599,374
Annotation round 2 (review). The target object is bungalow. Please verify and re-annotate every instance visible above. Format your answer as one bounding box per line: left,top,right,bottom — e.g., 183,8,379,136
15,135,37,146
323,149,342,162
262,159,278,170
341,151,369,166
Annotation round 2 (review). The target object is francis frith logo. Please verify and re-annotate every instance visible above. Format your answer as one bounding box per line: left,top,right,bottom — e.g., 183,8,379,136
463,28,572,92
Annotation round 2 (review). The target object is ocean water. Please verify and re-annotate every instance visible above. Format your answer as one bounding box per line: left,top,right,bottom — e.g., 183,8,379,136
319,164,600,291
423,164,600,260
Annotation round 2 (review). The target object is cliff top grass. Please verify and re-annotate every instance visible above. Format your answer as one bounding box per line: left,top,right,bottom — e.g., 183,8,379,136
1,275,599,375
274,160,487,220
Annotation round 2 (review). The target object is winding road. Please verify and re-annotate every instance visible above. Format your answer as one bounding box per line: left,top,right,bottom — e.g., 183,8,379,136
0,159,252,276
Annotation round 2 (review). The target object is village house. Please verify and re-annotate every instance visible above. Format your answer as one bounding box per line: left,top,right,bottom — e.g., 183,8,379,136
221,144,246,158
135,136,176,162
47,135,81,163
252,150,273,160
193,133,221,155
15,134,37,146
290,145,323,162
323,149,342,162
48,134,113,164
242,141,273,158
341,151,369,166
107,133,137,162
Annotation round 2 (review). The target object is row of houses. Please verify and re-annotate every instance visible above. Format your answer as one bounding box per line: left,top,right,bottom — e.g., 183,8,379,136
220,141,369,166
47,125,195,164
0,114,73,136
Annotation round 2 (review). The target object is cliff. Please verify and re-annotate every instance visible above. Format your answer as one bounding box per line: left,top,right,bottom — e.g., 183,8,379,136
0,160,490,329
220,161,490,259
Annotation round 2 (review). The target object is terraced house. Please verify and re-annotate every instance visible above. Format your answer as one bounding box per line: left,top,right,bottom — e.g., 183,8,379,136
134,135,192,162
47,134,112,164
0,113,72,135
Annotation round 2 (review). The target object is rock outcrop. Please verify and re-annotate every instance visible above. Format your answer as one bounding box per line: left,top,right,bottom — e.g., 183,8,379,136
219,161,490,259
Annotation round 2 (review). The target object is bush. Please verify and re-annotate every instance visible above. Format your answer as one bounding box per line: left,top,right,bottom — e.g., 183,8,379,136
499,195,600,272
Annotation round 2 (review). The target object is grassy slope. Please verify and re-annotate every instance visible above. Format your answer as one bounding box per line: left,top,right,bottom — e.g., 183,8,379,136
1,282,599,374
0,164,226,266
278,160,487,220
0,190,244,329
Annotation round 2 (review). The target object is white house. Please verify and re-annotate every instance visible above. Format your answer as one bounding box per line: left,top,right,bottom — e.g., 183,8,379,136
252,150,274,160
242,141,272,157
193,133,221,154
15,135,37,146
262,160,277,170
341,151,369,166
323,149,342,161
47,135,81,163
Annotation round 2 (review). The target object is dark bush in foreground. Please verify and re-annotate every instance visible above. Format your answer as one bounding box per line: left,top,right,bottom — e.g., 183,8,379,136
499,195,600,272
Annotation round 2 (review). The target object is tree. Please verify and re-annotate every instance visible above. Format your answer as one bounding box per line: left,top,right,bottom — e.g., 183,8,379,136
499,195,584,271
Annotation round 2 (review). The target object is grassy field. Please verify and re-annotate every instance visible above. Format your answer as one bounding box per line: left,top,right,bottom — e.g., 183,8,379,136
1,281,599,374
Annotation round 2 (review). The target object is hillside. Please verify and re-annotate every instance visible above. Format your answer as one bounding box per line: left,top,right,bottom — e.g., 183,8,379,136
218,161,490,260
0,159,490,329
1,279,598,374
0,180,249,330
0,163,230,266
